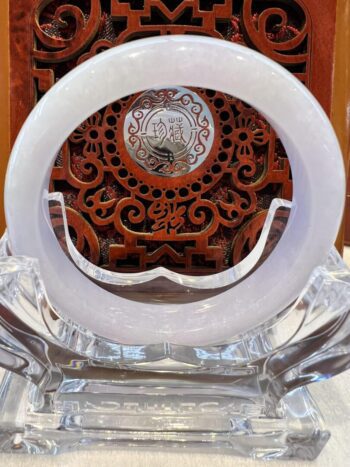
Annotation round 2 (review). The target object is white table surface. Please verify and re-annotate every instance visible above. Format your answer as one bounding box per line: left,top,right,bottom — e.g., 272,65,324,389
1,251,350,466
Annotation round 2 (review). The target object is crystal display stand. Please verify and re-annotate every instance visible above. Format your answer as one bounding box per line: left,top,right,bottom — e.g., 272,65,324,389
0,201,350,460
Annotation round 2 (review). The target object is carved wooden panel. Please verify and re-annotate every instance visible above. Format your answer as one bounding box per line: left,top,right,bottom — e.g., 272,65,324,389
10,1,338,274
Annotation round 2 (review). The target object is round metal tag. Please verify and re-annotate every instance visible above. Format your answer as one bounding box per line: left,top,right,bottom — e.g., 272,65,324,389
124,87,214,177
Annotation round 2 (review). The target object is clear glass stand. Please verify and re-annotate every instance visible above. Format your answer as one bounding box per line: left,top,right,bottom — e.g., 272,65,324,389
0,201,350,460
0,371,330,459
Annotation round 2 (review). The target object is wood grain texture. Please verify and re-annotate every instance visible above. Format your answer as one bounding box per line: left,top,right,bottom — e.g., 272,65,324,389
0,1,9,235
333,0,350,248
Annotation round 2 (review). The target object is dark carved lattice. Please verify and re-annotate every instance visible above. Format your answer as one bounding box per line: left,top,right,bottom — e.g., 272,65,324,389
30,0,311,274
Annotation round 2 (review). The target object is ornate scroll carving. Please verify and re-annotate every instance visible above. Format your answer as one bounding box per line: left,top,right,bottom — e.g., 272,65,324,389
29,0,309,274
33,0,101,63
241,0,310,72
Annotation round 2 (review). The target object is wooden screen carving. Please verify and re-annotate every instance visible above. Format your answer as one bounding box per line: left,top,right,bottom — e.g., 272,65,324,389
11,0,335,274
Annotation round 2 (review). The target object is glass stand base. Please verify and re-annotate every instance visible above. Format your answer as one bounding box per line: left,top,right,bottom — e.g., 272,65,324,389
0,370,329,460
1,222,350,461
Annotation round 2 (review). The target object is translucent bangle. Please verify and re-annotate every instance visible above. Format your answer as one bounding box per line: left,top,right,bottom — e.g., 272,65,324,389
4,35,345,346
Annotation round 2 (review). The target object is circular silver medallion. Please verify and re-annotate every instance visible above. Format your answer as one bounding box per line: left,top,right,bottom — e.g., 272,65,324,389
124,87,214,177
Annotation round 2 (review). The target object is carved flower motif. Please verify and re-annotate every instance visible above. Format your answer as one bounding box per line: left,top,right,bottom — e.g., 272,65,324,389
70,113,103,156
233,112,269,158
